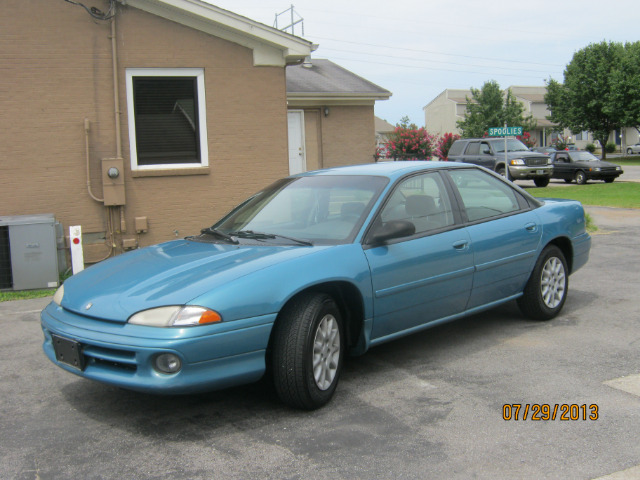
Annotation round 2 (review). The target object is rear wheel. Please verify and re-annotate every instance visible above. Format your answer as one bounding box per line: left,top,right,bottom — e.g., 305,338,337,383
271,292,344,410
534,177,550,187
575,170,587,185
518,245,568,320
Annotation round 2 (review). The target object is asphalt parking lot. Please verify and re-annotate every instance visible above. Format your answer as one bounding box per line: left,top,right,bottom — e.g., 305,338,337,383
1,207,639,480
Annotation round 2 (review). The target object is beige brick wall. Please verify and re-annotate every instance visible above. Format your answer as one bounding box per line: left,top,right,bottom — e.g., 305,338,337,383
0,1,289,263
317,105,376,168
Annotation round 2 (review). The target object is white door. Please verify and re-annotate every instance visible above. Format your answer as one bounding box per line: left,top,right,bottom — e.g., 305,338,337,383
287,110,306,175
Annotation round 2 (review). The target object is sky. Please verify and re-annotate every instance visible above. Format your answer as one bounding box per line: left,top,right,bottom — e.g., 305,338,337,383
208,0,639,127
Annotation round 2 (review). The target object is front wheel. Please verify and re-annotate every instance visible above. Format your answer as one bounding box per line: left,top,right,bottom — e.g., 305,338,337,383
518,245,568,320
534,177,550,187
271,292,344,410
627,148,632,155
575,170,587,185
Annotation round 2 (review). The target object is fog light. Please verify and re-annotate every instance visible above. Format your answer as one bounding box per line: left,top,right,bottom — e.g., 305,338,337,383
154,353,182,374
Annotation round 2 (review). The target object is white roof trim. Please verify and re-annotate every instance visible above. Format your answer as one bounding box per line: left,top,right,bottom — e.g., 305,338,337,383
122,0,313,66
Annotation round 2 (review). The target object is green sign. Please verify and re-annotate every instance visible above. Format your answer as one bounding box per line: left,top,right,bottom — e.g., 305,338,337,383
488,126,523,137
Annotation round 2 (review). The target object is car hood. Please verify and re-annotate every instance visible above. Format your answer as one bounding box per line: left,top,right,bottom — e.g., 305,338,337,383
60,239,327,322
504,151,548,159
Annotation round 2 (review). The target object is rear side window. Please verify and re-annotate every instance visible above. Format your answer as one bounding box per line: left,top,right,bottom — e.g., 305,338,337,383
448,141,464,157
449,169,521,222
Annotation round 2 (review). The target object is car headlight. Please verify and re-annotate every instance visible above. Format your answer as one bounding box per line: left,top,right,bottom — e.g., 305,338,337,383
547,158,553,165
53,285,64,305
128,306,222,327
593,167,601,172
510,159,525,166
616,166,622,171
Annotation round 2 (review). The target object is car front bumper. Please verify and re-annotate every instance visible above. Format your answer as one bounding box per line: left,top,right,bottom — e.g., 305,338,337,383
587,170,623,181
508,165,553,180
41,302,276,394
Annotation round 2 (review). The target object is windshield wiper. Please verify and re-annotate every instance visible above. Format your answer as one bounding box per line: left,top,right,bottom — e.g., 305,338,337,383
200,227,239,244
229,230,313,246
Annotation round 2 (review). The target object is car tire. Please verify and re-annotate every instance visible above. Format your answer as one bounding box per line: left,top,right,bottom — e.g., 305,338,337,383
627,148,632,155
575,170,587,185
517,245,568,321
534,177,550,187
271,292,344,410
496,167,506,177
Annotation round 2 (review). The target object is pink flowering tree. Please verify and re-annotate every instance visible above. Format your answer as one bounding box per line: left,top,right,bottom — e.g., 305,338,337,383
435,133,460,160
382,117,437,160
517,131,537,149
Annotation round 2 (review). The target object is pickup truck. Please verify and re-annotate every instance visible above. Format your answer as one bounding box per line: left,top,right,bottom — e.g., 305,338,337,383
447,138,553,187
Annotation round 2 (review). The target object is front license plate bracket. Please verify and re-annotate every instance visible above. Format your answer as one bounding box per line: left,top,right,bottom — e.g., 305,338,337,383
51,334,85,370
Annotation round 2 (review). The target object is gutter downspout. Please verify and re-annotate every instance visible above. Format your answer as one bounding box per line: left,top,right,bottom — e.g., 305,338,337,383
111,15,123,160
110,14,126,234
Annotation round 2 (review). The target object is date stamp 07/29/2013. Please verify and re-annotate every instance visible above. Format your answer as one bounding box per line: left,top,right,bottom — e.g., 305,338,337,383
503,404,599,421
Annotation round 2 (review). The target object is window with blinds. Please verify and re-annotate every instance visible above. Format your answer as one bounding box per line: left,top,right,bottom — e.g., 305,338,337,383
126,69,208,170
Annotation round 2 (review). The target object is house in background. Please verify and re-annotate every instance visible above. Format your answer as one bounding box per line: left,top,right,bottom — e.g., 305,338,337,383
374,116,396,153
423,86,639,149
0,0,389,273
286,59,391,172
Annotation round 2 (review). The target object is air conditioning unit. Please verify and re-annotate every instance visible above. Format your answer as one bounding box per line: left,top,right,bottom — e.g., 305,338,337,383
0,214,59,291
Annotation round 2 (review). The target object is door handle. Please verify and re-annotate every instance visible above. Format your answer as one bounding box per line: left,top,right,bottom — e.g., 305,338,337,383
525,222,538,233
452,240,469,250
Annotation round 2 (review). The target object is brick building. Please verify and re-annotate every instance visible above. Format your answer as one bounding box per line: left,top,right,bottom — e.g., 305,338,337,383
0,0,390,270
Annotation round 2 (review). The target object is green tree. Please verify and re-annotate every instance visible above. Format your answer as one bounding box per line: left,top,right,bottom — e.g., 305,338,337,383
457,80,537,138
609,41,640,136
545,41,625,160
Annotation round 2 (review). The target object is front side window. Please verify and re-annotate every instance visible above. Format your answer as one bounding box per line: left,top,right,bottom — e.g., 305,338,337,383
449,169,521,222
379,172,455,234
126,68,208,170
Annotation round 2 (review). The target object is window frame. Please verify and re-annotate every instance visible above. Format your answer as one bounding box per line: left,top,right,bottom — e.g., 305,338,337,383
125,68,209,172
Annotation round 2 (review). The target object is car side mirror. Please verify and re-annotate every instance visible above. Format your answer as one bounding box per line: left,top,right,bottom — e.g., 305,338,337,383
369,220,416,244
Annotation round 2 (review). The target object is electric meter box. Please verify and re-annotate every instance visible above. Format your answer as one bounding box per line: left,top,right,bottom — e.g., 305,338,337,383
0,214,59,290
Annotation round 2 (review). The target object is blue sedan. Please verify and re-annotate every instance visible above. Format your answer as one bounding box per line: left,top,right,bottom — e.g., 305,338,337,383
41,162,591,409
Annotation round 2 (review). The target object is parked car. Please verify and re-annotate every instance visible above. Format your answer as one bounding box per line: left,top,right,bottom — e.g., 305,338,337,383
41,162,591,409
448,138,553,187
533,146,557,154
549,150,623,184
626,143,640,155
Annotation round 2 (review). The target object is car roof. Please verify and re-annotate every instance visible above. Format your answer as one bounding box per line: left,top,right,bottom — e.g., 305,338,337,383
298,161,469,181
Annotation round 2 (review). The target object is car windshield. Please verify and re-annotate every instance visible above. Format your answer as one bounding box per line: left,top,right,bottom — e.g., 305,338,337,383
570,151,599,162
492,139,530,153
210,175,388,245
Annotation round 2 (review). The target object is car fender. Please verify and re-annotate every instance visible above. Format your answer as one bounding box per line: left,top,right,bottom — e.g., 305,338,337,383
189,244,374,325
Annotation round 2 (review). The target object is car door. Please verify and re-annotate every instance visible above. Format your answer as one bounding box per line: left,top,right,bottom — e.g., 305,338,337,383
363,171,474,341
552,152,572,180
447,168,542,309
462,141,495,170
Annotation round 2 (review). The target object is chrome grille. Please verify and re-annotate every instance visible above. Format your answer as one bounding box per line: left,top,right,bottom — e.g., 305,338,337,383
525,157,549,166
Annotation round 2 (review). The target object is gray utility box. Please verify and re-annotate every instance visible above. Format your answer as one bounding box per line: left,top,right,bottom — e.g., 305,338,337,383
0,214,59,290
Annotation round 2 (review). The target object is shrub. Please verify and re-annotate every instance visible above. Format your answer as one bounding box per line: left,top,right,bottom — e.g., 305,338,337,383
605,142,617,154
516,131,537,149
585,143,596,153
382,125,437,160
435,133,460,160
